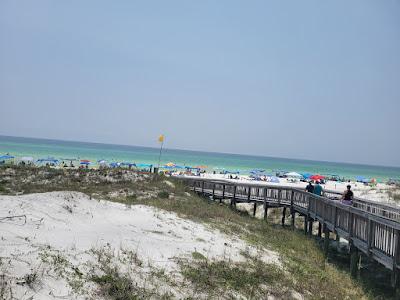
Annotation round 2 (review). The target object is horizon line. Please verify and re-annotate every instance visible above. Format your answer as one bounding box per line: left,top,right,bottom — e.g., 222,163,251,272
0,134,399,170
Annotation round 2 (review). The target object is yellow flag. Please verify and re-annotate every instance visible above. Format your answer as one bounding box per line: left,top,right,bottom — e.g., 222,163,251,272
158,134,164,143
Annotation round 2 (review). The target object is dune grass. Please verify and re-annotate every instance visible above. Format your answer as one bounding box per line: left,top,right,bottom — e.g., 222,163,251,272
0,165,396,299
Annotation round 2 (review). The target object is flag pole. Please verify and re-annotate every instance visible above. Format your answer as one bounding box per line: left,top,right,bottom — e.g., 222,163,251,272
157,140,163,169
157,135,164,171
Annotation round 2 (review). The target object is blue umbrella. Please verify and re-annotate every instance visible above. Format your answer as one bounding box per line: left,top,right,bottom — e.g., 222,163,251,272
301,173,312,179
225,170,240,174
185,166,200,170
120,162,136,167
136,163,152,168
355,176,367,182
37,158,59,163
266,176,280,183
250,169,265,174
0,155,15,160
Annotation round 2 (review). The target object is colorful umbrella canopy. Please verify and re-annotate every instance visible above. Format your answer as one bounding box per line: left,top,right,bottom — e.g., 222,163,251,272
250,169,265,174
301,173,312,179
194,165,207,169
37,158,58,163
136,163,152,168
0,155,15,160
20,156,34,162
265,176,280,183
60,158,78,161
185,166,200,170
285,171,303,178
165,162,176,167
310,174,325,181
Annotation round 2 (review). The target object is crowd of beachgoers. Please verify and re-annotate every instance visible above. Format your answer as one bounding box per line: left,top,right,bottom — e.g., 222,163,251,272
1,153,399,204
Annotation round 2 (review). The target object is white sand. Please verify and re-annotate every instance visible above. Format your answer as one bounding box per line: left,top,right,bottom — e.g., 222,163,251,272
0,191,280,299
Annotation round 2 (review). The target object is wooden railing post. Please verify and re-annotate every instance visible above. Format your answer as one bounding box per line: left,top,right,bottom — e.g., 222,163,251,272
392,229,400,289
201,180,205,194
247,187,251,203
291,190,295,230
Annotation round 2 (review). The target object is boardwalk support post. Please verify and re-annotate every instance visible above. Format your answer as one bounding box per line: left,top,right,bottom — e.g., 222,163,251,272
350,243,359,278
308,219,313,236
323,224,330,257
230,186,236,207
291,211,295,229
282,207,286,226
304,216,308,235
253,202,257,217
318,222,322,238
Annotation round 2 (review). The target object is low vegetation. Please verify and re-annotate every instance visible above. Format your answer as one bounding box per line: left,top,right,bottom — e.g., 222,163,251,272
0,165,397,299
180,251,291,299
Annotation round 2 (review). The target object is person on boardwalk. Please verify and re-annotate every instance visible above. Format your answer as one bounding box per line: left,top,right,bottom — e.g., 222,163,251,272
342,185,354,205
305,182,314,193
313,181,323,196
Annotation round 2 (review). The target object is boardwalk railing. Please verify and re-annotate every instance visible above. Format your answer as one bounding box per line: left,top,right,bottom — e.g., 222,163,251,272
180,177,400,283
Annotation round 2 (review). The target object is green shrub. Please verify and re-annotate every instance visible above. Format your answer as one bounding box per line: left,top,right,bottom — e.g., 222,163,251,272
126,194,137,204
157,191,169,199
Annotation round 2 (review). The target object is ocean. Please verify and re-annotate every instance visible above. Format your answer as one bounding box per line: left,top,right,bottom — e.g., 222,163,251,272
1,135,399,182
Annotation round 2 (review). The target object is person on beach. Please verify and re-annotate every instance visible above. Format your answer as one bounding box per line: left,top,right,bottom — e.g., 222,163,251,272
342,185,354,205
313,181,323,196
306,182,314,193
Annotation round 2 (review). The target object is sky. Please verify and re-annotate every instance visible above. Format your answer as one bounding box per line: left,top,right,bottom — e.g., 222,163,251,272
1,0,400,167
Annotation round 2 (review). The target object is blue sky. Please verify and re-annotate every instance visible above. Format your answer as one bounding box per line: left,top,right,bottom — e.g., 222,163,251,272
1,0,399,166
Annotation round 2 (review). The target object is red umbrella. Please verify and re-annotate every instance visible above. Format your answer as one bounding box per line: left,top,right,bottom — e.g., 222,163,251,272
310,174,325,181
80,159,90,163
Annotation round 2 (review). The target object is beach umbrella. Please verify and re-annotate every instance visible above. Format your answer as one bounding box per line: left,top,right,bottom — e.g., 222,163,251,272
60,158,78,161
285,171,303,178
80,159,90,163
165,162,176,167
250,169,265,174
98,159,107,164
194,165,207,169
185,166,199,170
0,155,15,160
136,163,152,168
355,176,367,182
37,158,59,163
20,156,34,162
310,174,325,181
226,170,240,174
301,173,312,179
265,176,280,183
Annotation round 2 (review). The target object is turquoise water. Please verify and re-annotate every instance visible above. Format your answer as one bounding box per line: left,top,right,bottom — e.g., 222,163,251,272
1,135,399,182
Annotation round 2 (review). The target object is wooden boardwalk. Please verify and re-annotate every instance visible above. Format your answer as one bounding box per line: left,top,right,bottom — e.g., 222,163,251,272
180,177,400,287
